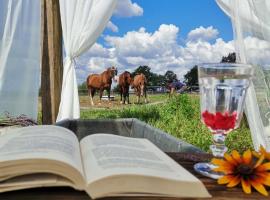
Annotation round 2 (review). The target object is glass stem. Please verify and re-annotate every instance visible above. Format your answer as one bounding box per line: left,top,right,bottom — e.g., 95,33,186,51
210,130,228,157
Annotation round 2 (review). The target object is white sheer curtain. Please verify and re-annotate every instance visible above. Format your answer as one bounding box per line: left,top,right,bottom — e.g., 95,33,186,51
0,0,41,120
216,0,270,150
57,0,117,122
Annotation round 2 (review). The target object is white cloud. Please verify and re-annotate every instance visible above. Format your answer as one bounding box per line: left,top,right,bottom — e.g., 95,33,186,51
105,24,179,59
76,25,270,84
187,26,219,42
106,1,143,33
114,0,143,17
106,21,119,33
243,36,270,65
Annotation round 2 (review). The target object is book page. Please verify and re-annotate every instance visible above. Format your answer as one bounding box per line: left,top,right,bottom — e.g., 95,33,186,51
0,125,83,176
80,134,200,184
0,174,74,193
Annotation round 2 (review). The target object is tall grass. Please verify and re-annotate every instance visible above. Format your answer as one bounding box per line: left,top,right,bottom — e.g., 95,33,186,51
81,94,253,153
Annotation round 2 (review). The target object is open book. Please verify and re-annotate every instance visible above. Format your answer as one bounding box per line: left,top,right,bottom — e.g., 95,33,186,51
0,125,211,198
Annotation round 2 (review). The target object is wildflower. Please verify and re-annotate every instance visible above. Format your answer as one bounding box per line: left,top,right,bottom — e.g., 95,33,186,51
212,149,270,196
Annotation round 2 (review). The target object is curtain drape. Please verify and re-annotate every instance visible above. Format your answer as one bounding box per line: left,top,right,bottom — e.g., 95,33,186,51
216,0,270,150
0,0,41,120
57,0,117,122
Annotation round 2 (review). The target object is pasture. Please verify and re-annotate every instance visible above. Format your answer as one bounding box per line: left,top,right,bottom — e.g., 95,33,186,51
80,93,253,153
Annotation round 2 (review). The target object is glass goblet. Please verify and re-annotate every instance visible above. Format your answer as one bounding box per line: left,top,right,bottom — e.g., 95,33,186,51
194,63,253,179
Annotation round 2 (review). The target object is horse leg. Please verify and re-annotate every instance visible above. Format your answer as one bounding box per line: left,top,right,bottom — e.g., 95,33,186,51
99,88,103,105
124,86,129,104
120,87,123,104
140,84,144,97
89,88,95,106
127,87,130,104
137,89,141,104
107,87,111,104
122,86,126,104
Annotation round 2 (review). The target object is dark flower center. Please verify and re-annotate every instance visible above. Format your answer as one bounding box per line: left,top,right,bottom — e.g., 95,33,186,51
237,164,253,175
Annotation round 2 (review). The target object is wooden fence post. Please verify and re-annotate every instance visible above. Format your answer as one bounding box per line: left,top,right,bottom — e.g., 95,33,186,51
41,0,63,124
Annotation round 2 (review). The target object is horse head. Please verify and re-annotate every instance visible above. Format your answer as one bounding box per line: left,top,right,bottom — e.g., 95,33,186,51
108,66,118,80
125,71,133,85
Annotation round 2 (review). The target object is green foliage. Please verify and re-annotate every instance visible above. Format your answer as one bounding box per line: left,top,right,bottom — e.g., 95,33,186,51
78,82,88,95
78,82,87,90
131,66,152,80
131,66,166,86
150,73,166,86
81,94,253,153
184,65,198,86
221,52,236,63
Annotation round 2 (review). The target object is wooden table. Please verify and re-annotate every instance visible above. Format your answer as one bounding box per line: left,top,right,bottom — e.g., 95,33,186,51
0,153,267,200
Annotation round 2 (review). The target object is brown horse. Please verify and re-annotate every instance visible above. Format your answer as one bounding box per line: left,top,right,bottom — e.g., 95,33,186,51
118,71,133,104
131,73,148,104
86,66,117,106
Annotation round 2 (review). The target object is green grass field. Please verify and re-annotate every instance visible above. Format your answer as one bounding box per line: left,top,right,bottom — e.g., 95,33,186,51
80,94,253,153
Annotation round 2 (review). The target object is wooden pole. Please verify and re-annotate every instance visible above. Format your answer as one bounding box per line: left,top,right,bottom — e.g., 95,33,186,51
41,0,63,124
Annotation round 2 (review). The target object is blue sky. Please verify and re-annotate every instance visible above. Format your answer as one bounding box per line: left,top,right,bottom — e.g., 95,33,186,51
77,0,236,83
105,0,233,42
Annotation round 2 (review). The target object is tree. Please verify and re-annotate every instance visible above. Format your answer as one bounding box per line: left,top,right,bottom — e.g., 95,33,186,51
164,70,178,83
78,82,87,95
131,66,156,86
184,65,198,86
131,66,178,87
221,52,236,63
131,66,152,79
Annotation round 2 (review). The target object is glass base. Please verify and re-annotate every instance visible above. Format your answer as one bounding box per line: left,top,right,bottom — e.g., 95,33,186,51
194,162,224,179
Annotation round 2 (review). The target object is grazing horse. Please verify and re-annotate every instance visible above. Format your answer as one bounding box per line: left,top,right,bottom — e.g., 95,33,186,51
86,66,117,106
167,80,187,98
118,71,133,104
131,73,148,104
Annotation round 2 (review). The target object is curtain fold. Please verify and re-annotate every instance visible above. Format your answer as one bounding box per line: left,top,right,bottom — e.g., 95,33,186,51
57,0,117,121
0,0,40,120
216,0,270,150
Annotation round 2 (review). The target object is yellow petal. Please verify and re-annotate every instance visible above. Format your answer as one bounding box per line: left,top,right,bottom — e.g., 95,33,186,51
218,175,234,185
211,158,228,166
254,155,265,168
252,151,261,158
260,145,267,154
259,146,270,161
256,162,270,171
231,150,242,163
227,175,241,187
257,173,270,186
250,179,269,196
241,178,251,194
243,149,252,164
266,153,270,161
263,176,270,187
224,153,238,166
213,166,234,174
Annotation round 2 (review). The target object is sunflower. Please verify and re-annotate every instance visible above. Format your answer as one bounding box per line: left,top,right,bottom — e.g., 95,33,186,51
211,149,270,196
